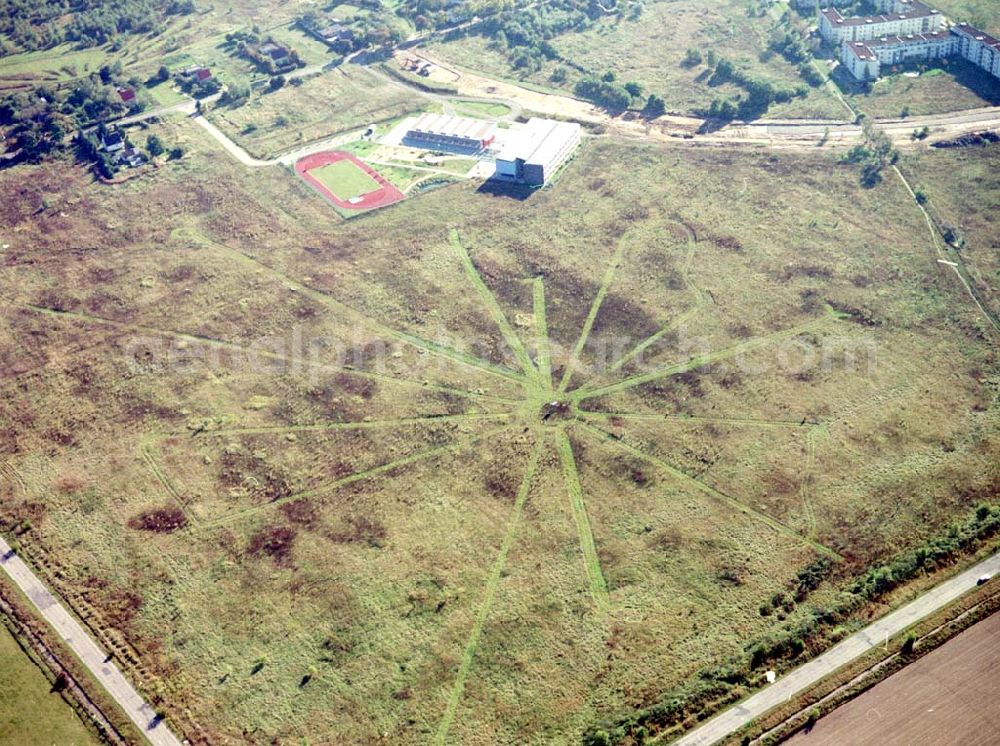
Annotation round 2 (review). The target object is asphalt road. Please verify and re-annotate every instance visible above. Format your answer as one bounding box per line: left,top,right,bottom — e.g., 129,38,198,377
0,536,183,746
672,550,1000,746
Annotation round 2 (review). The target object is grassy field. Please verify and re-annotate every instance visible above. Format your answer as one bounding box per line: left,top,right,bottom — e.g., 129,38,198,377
0,622,99,746
426,0,848,120
901,141,1000,322
453,100,513,119
0,1,330,95
844,62,1000,119
308,160,381,200
931,0,1000,32
207,66,428,159
0,115,997,745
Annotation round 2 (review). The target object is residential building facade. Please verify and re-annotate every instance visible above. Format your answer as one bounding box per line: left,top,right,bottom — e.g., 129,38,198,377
952,22,1000,77
822,1,1000,81
820,0,944,46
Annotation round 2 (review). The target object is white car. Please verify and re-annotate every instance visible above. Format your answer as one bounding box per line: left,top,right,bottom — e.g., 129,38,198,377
977,574,993,586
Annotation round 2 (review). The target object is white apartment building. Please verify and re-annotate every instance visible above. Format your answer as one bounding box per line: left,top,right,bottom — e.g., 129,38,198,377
842,30,957,80
820,0,944,46
824,0,1000,81
952,22,1000,78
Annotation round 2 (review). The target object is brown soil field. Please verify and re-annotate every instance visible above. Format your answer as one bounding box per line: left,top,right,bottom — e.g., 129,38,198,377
787,610,1000,746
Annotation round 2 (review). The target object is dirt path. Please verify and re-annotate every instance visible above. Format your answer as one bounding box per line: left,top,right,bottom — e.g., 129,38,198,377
670,550,1000,746
0,536,183,746
393,50,1000,151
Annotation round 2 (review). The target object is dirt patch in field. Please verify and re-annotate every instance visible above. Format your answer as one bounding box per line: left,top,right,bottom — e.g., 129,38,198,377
128,506,188,533
248,524,297,566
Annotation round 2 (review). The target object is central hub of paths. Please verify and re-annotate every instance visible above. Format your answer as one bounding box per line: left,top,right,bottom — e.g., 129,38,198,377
538,399,571,425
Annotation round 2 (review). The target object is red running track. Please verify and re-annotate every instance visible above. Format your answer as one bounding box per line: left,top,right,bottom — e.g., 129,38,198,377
295,150,405,212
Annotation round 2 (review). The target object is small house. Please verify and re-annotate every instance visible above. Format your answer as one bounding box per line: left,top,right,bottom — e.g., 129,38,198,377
119,147,146,168
259,42,290,64
101,129,125,153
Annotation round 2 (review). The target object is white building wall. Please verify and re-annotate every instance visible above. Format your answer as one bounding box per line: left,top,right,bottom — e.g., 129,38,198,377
821,6,942,45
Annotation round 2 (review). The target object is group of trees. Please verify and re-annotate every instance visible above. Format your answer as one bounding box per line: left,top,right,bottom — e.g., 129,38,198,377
75,125,178,179
842,118,898,187
572,71,664,115
701,56,807,121
0,58,158,164
768,14,825,89
0,0,196,53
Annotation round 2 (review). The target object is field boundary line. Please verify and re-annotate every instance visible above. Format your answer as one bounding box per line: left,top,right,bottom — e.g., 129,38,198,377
23,304,522,405
579,229,707,391
174,412,512,438
577,411,812,429
577,315,835,401
555,428,610,610
208,239,530,385
577,421,842,561
557,232,630,393
139,444,196,525
434,437,544,745
196,424,514,531
448,229,539,384
533,277,553,387
891,164,1000,336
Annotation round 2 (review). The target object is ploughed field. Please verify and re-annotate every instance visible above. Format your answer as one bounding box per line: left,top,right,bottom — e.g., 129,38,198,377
787,610,1000,746
0,120,998,744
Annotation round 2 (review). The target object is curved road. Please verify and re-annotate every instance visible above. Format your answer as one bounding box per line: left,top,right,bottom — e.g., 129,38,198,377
0,536,183,746
672,550,1000,746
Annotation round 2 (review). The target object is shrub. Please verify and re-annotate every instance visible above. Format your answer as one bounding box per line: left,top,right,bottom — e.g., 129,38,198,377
682,48,702,68
146,133,164,157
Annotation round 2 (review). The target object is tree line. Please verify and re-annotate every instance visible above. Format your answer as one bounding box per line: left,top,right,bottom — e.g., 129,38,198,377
0,0,196,53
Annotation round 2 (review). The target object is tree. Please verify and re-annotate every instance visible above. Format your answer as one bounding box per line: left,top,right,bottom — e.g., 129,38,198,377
168,146,184,160
51,673,69,693
268,74,286,91
601,70,616,82
221,81,251,105
96,153,116,179
682,48,702,68
624,81,642,98
643,94,665,118
146,134,164,157
550,66,568,84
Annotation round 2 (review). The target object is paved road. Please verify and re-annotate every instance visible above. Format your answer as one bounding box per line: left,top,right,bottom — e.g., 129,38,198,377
191,114,367,167
672,550,1000,746
0,536,183,746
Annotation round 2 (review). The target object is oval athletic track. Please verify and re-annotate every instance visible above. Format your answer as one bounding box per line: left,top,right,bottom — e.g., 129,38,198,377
295,150,406,211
